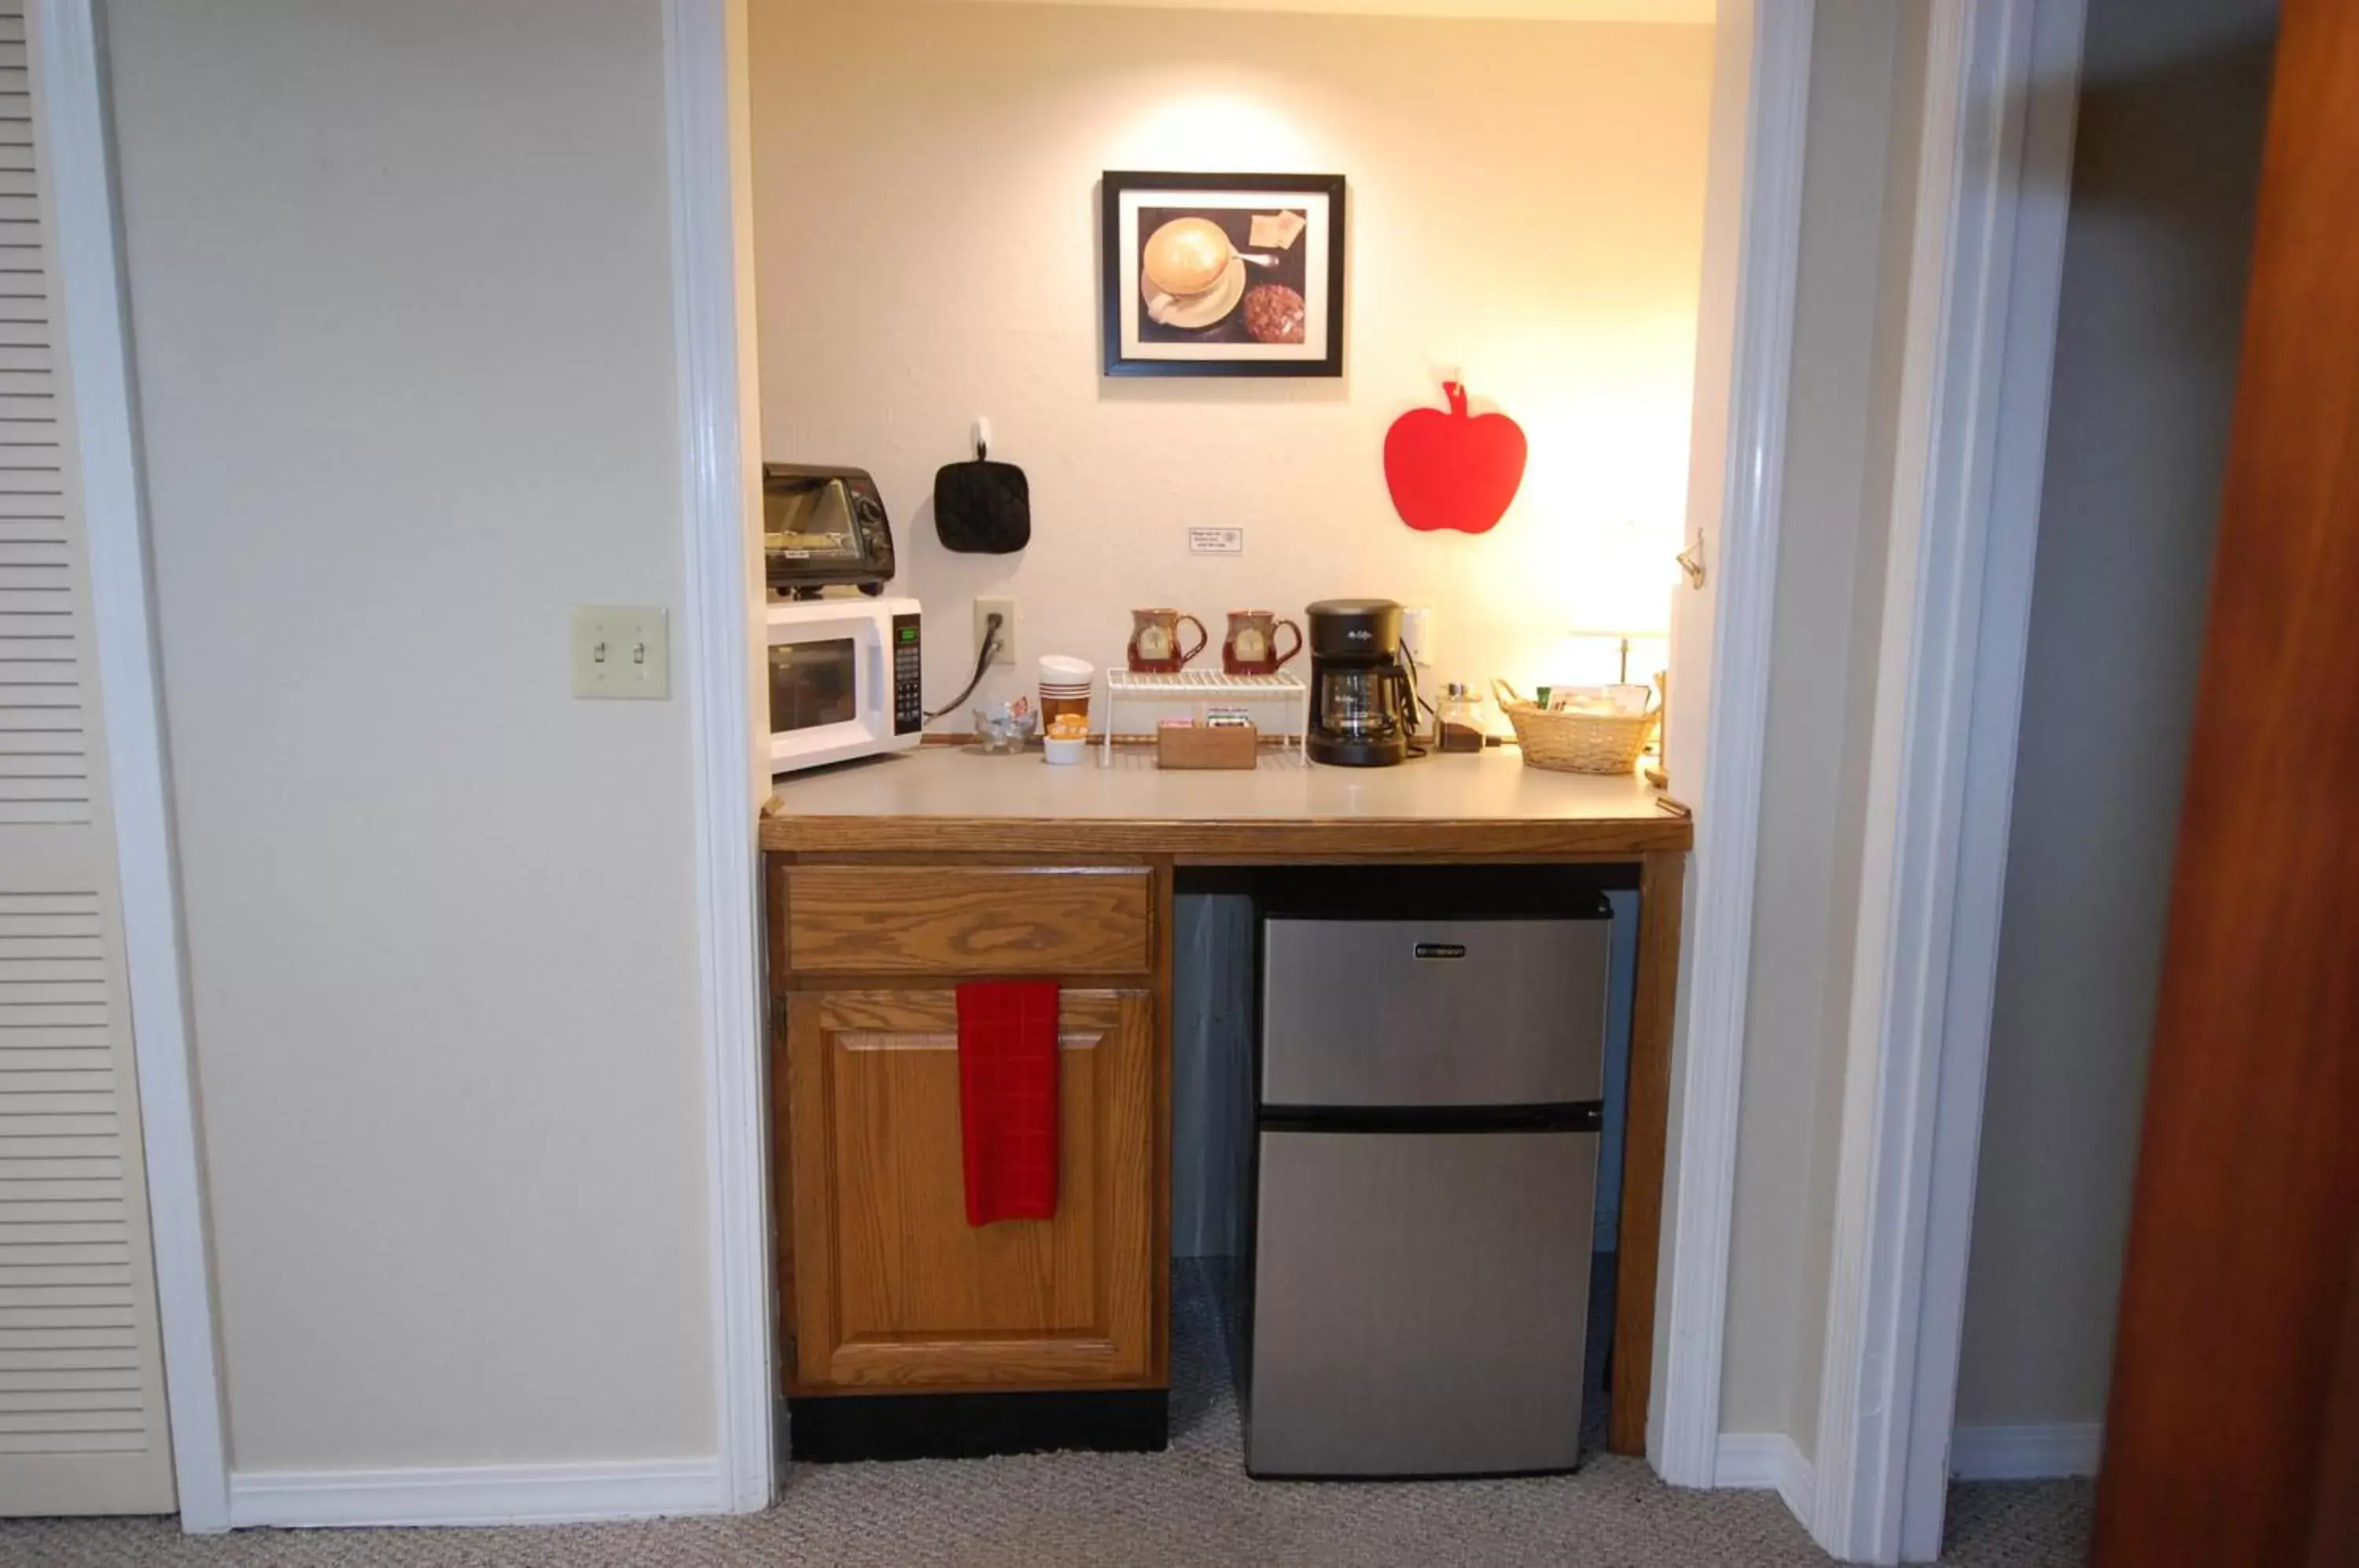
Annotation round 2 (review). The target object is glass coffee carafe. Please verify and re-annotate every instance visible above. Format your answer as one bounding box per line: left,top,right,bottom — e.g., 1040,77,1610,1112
1319,665,1406,741
1310,662,1413,765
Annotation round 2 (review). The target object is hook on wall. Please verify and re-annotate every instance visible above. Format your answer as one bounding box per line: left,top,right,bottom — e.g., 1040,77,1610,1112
1676,536,1706,589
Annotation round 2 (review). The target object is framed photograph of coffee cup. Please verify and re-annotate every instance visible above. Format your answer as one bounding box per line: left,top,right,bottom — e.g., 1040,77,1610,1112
1101,171,1345,378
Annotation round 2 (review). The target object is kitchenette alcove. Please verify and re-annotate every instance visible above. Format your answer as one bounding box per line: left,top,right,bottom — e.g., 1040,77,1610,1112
747,0,1723,1475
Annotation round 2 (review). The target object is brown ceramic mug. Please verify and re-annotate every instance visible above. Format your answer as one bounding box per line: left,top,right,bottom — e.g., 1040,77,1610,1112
1128,608,1208,673
1222,609,1303,676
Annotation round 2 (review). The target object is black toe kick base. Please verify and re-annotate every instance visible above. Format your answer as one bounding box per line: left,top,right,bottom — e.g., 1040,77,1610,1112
788,1389,1169,1463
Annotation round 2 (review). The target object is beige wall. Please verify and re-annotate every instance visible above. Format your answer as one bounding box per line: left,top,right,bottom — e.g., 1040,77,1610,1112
1954,0,2276,1430
750,0,1713,704
105,0,717,1469
1713,0,1923,1448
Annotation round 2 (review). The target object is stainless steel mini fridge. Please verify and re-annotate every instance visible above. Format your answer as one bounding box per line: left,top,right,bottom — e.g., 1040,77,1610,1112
1244,907,1610,1478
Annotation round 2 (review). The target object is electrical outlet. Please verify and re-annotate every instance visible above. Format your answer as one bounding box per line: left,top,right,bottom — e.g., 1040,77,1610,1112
974,597,1016,667
570,605,671,699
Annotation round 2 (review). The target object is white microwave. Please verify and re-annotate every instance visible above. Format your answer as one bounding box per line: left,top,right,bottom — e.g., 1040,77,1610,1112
766,597,924,774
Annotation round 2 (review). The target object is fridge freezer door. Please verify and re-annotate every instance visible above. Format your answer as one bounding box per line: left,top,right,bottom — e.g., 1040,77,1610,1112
1261,917,1610,1108
1246,1127,1598,1477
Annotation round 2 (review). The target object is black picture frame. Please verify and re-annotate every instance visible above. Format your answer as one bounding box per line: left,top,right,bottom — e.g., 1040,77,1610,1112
1100,171,1347,378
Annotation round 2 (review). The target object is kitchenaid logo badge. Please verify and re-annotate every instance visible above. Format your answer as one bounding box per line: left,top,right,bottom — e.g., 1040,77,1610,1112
1346,628,1373,641
1413,942,1467,960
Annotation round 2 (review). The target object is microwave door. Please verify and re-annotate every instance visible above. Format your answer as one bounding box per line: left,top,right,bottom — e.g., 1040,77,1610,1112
768,631,884,767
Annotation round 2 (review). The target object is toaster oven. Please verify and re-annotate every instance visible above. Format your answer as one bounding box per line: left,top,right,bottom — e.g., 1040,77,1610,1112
764,463,897,594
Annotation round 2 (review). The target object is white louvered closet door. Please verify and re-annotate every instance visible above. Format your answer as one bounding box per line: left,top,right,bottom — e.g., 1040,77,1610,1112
0,0,175,1515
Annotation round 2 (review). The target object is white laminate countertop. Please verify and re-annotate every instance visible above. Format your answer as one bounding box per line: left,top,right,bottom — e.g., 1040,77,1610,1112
759,744,1691,859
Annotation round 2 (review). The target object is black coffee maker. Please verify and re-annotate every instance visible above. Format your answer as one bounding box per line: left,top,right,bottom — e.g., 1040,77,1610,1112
1305,598,1415,767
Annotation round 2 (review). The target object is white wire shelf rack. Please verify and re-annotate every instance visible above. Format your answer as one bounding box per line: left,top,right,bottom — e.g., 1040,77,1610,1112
1099,666,1310,764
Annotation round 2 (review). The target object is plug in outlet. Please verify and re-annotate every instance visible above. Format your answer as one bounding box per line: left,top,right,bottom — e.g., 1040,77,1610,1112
974,598,1016,667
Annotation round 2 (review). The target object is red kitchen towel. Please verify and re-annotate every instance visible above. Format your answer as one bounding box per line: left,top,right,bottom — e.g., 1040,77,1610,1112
955,980,1060,1225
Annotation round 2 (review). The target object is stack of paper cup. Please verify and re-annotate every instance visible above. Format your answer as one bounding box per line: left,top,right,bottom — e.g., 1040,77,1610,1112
1038,654,1095,730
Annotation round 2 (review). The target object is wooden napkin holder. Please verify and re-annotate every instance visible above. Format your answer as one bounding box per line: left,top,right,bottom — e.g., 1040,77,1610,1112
1156,720,1258,770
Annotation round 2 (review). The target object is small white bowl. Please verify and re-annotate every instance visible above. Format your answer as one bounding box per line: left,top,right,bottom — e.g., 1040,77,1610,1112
1039,654,1095,683
1043,735,1090,766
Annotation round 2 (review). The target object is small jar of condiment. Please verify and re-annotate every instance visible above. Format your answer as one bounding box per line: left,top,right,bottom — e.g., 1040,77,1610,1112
1438,683,1489,753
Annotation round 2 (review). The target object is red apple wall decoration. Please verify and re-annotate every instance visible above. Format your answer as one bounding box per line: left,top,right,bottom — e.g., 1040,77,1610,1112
1383,380,1527,536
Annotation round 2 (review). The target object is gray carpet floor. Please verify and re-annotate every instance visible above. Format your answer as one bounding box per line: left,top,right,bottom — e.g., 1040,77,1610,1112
0,1264,2090,1566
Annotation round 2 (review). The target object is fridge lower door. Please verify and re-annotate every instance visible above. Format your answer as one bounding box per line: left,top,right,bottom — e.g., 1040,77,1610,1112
1246,1126,1598,1478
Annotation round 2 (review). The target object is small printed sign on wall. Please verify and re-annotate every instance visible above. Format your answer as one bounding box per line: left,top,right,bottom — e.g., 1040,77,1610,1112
1188,527,1245,555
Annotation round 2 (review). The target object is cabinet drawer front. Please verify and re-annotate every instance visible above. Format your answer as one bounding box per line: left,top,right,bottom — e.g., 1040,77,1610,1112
785,988,1158,1390
783,865,1153,976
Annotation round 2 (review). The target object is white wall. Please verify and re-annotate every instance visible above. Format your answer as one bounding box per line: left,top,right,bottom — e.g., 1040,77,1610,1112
1953,0,2276,1430
105,0,718,1470
1713,0,1923,1449
750,0,1713,710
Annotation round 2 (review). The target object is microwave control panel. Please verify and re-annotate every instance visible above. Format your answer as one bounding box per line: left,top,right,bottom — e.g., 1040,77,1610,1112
892,612,923,734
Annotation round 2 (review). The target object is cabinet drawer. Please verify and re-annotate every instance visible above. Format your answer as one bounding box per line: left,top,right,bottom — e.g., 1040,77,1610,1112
782,865,1154,977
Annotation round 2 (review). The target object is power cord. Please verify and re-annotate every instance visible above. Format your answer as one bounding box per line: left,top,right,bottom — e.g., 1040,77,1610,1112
1400,642,1435,760
925,611,1003,721
1400,641,1441,728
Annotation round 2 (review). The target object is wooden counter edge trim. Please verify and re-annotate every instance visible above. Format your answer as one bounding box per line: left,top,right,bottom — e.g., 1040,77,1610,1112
1610,846,1684,1456
759,815,1695,858
1150,856,1174,1389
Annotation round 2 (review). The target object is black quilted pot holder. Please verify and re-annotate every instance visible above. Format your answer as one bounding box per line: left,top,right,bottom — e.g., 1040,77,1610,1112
933,453,1031,554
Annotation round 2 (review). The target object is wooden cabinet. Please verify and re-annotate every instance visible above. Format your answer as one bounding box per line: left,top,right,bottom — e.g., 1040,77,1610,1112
771,859,1168,1403
782,987,1158,1391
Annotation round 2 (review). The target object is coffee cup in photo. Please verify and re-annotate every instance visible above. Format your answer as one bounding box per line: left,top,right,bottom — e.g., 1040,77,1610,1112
1143,217,1234,297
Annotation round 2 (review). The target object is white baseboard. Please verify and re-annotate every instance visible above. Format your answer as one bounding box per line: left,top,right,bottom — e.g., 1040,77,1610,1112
227,1457,730,1529
1716,1433,1815,1532
1949,1423,2103,1482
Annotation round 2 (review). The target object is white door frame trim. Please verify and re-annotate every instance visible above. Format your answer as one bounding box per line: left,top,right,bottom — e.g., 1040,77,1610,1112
663,0,775,1515
46,0,2083,1534
1810,0,2085,1560
34,0,233,1533
1651,0,1815,1488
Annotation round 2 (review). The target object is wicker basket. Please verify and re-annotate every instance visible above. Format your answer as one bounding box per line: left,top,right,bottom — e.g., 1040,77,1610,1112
1492,679,1660,775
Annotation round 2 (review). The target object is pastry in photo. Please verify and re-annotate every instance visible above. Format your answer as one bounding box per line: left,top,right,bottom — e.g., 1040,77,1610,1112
1242,283,1307,344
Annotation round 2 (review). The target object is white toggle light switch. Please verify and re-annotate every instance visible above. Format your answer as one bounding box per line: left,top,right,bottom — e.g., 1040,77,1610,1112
571,605,670,699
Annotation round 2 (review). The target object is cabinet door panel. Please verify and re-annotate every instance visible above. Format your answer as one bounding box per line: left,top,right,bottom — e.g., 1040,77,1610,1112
786,988,1157,1390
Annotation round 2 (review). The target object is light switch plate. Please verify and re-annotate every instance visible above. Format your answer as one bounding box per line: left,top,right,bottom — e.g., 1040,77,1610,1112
571,605,670,699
